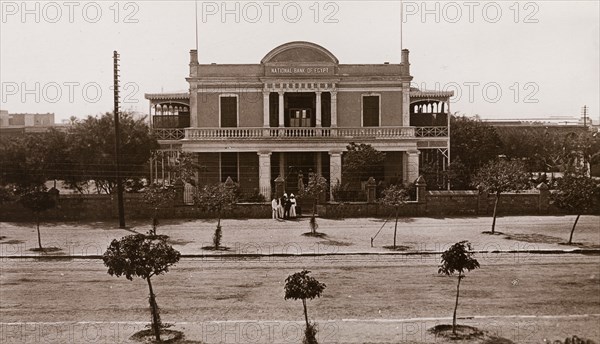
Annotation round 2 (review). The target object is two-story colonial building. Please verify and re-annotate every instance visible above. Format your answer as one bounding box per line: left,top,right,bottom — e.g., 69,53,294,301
145,41,452,199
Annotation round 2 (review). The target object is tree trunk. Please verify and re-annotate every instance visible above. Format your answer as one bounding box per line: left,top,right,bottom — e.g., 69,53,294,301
452,272,462,335
146,277,162,342
311,200,317,234
152,207,159,235
568,214,581,244
36,213,42,250
491,193,500,234
302,298,309,329
393,207,399,249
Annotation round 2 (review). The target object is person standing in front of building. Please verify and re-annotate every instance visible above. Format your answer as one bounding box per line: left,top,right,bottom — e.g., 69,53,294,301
271,198,279,220
289,194,297,218
278,194,286,219
284,193,292,219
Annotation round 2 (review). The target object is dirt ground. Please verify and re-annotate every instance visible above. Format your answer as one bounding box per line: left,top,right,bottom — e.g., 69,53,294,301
1,216,599,343
1,215,599,257
1,255,599,343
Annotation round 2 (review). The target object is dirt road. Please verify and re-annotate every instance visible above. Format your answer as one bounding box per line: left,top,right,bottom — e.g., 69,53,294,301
1,254,598,343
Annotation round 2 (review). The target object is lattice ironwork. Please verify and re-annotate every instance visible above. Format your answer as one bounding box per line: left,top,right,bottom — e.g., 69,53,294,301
415,127,449,137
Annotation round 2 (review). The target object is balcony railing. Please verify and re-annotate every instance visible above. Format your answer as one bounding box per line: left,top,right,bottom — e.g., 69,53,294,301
184,127,416,140
154,126,448,141
415,126,448,137
154,128,186,140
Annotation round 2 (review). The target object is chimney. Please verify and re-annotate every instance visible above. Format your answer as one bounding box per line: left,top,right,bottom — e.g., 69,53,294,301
190,49,199,66
190,49,199,77
401,49,410,75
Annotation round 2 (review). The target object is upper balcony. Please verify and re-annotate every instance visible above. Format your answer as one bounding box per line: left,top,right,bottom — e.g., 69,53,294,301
153,125,448,142
184,126,416,140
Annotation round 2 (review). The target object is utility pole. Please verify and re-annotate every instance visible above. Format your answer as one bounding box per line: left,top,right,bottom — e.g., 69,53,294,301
582,105,588,127
113,51,126,228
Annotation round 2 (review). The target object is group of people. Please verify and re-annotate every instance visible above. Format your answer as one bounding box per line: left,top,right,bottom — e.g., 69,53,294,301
271,193,297,220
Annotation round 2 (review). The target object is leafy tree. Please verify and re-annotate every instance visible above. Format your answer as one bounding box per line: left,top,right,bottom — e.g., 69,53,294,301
300,174,328,235
496,126,600,177
342,142,386,190
450,115,503,187
438,241,480,336
103,234,181,342
19,188,57,250
446,158,470,190
471,160,530,234
546,335,597,344
193,180,237,249
142,184,177,235
0,186,16,204
284,270,326,344
552,173,600,244
166,152,201,184
0,130,70,190
66,112,158,194
380,184,411,249
566,131,600,175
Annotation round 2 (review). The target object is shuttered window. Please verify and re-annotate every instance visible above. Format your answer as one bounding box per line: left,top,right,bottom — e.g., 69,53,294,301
363,95,380,127
220,96,237,128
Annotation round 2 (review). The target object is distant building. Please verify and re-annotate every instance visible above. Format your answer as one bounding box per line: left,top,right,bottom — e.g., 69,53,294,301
0,111,64,136
0,110,8,127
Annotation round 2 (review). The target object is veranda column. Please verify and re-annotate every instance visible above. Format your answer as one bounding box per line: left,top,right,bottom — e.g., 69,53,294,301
263,91,270,127
406,150,420,184
402,81,410,127
330,91,338,127
257,152,272,199
329,151,342,200
316,152,322,175
279,153,286,180
315,91,322,128
189,83,198,128
278,91,285,128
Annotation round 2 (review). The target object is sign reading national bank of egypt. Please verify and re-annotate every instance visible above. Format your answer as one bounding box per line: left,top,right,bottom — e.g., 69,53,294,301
267,66,335,76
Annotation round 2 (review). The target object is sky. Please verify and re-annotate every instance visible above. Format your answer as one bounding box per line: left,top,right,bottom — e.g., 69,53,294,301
1,0,599,123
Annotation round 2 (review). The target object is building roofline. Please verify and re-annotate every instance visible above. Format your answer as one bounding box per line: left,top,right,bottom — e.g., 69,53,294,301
261,41,339,64
145,93,190,100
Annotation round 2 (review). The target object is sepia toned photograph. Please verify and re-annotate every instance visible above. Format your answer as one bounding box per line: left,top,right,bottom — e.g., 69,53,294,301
1,1,599,343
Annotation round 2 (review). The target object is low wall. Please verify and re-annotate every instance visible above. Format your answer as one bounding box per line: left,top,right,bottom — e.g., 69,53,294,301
0,185,590,221
0,194,271,222
321,188,578,218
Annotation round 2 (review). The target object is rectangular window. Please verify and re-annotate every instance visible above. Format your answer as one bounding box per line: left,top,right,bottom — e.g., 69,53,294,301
269,92,279,127
363,95,380,127
220,96,237,128
220,152,238,183
289,108,312,127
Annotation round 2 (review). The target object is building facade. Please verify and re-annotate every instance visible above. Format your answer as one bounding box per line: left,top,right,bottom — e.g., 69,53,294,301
0,111,62,136
145,41,451,199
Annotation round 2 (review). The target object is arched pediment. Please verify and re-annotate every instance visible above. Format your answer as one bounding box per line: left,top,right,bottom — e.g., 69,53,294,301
261,41,339,64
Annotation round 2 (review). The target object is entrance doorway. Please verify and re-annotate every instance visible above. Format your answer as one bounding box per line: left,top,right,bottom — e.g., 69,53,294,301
285,93,315,127
270,152,331,199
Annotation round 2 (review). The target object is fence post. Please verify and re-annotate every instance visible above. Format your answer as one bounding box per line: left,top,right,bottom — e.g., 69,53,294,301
48,187,60,203
415,175,427,203
537,182,550,214
174,179,184,206
477,187,488,215
366,177,377,203
224,176,235,190
274,175,285,199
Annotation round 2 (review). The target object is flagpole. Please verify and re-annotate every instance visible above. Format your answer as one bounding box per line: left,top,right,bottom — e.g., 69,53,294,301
400,0,403,54
195,0,199,51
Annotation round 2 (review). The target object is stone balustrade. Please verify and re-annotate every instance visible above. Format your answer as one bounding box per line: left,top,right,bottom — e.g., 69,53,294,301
183,126,426,140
